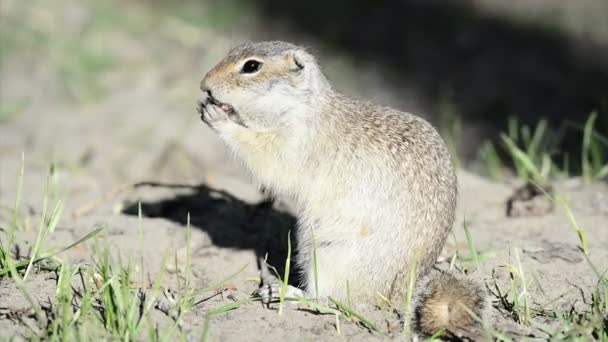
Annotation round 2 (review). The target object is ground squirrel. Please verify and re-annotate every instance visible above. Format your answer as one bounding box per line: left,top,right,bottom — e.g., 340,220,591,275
197,41,486,338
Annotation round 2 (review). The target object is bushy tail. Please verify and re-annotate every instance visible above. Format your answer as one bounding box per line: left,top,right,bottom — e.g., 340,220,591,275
411,271,487,340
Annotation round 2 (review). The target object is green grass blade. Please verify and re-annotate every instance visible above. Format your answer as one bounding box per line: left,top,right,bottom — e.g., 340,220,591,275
135,251,170,334
501,134,543,182
47,200,64,234
7,152,25,249
508,117,519,143
595,163,608,179
515,249,531,324
23,171,52,281
185,212,192,290
293,296,341,315
463,219,480,268
527,119,548,162
582,112,598,185
278,230,292,315
531,182,589,255
329,296,384,335
138,202,145,288
403,254,418,337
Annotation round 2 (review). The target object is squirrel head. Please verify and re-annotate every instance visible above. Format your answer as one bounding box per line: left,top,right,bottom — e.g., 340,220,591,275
200,41,331,130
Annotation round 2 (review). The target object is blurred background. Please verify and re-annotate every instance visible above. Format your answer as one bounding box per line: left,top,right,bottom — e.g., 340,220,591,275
1,0,607,185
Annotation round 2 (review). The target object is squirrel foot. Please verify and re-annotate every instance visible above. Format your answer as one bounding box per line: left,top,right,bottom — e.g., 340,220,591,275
255,279,304,306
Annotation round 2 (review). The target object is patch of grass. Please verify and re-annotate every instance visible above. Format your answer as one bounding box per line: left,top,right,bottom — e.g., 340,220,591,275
489,116,556,182
486,222,604,340
0,156,100,278
94,249,144,338
0,157,110,339
501,131,551,184
489,250,532,326
0,227,104,278
535,255,608,340
23,166,64,280
155,212,248,341
31,241,169,341
48,262,76,338
511,248,531,325
479,113,608,183
0,158,253,340
35,227,174,340
582,112,608,184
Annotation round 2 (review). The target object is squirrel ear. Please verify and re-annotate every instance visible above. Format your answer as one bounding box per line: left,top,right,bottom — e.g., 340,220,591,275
289,51,305,71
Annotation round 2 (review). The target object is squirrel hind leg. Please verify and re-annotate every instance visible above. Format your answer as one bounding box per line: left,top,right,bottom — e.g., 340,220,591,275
411,271,488,340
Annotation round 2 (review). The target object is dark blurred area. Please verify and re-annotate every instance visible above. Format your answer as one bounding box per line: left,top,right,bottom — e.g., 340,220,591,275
1,0,607,176
245,0,608,160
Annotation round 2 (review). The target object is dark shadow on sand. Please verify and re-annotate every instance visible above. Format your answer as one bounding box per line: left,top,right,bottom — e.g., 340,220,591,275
122,182,299,284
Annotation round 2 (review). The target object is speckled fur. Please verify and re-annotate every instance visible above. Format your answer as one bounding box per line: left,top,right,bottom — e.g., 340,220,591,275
199,41,458,306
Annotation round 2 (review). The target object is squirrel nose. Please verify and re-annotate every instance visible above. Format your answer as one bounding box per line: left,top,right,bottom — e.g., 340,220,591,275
199,80,214,98
199,84,212,100
199,79,209,93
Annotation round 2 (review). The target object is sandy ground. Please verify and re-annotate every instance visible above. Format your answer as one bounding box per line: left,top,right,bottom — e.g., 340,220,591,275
1,72,608,340
1,0,608,340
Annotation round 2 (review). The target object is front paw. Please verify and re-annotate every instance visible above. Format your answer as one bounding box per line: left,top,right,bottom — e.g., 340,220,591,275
198,98,230,128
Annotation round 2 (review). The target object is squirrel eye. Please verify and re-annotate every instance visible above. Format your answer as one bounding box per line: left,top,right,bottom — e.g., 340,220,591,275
241,60,262,74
